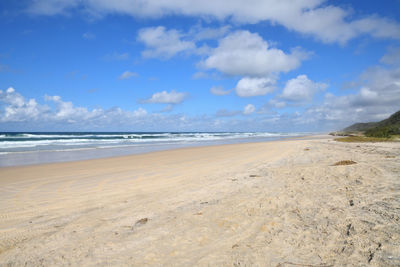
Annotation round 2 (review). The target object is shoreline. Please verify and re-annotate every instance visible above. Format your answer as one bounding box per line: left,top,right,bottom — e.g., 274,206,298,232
0,136,310,172
0,134,321,168
1,136,399,265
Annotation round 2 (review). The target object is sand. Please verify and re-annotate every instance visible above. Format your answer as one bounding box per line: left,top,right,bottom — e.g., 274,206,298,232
0,136,399,266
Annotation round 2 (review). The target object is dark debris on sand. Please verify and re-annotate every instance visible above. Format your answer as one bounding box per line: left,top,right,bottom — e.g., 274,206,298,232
333,160,357,166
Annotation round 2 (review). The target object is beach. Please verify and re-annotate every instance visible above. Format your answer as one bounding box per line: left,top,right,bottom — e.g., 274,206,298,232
0,135,399,266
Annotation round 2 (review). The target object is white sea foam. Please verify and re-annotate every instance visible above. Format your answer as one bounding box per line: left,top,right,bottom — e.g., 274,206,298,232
0,132,307,152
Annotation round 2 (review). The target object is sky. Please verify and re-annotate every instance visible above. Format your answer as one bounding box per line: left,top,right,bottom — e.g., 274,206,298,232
0,0,400,132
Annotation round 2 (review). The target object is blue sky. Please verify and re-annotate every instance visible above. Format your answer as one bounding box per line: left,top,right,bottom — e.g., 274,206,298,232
0,0,399,132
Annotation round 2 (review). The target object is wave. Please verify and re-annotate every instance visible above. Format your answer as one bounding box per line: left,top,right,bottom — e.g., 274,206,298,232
0,132,306,151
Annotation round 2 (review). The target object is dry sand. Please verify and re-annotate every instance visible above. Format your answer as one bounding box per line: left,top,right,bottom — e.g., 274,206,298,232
0,136,400,266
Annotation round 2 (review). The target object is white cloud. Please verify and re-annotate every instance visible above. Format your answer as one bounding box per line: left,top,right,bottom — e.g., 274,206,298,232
350,16,400,42
26,0,400,44
269,99,287,109
0,88,149,128
380,47,400,65
281,74,327,102
0,87,268,131
144,90,187,104
243,104,255,115
133,107,147,117
201,31,307,77
138,26,195,59
256,64,400,129
210,86,231,96
0,87,48,122
44,94,102,121
193,44,212,56
2,79,398,132
118,71,138,80
189,25,231,41
235,77,276,97
298,66,400,128
272,5,400,44
257,99,287,115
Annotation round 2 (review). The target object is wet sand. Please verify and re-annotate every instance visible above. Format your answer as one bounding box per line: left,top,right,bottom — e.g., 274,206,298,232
0,136,399,266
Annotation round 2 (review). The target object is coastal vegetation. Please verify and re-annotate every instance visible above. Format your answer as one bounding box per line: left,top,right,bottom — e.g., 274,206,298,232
334,110,400,142
334,136,394,142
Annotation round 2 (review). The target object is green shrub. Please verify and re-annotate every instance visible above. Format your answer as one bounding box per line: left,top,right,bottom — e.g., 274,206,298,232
365,126,395,138
334,136,392,142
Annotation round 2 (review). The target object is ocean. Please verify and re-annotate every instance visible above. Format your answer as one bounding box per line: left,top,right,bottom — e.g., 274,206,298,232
0,132,306,167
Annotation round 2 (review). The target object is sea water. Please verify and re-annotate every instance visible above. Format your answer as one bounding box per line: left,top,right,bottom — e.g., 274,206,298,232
0,132,306,167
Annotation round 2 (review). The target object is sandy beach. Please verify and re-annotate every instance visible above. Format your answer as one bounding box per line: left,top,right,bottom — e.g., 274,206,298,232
0,136,399,266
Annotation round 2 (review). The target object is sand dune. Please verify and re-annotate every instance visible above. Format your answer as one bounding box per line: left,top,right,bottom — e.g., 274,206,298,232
0,136,400,266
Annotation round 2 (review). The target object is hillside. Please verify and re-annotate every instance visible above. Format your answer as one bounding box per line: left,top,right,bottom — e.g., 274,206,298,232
343,122,379,132
343,110,400,137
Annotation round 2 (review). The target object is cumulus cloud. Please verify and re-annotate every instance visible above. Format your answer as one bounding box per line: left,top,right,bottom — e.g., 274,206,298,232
143,90,187,104
298,66,400,129
0,87,48,122
0,87,148,128
132,107,147,117
201,31,307,77
118,71,138,80
44,94,102,122
210,86,231,96
1,87,291,131
281,75,327,102
243,104,255,115
138,26,195,59
136,27,307,81
235,77,276,97
26,0,400,44
258,60,400,129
